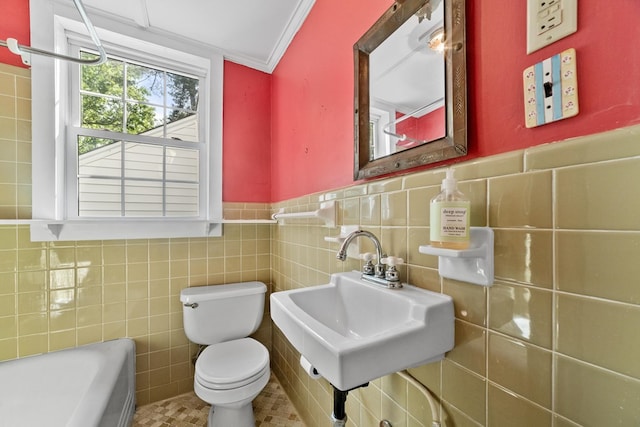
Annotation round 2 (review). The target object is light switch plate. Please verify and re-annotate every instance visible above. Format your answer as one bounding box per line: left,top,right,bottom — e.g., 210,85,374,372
527,0,578,54
523,48,578,128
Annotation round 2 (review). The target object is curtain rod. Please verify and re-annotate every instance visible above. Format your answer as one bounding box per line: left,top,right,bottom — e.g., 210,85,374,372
0,0,106,66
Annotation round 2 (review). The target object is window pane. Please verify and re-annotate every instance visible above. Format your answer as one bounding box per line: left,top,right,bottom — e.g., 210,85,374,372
125,180,163,217
82,95,123,132
77,135,119,156
127,63,164,105
167,72,198,110
166,183,198,217
78,137,122,177
81,54,123,96
124,142,164,180
126,102,163,135
166,147,199,182
166,111,198,141
78,177,122,217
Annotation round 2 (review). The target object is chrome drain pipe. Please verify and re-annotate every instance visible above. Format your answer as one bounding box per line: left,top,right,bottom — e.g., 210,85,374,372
331,414,347,427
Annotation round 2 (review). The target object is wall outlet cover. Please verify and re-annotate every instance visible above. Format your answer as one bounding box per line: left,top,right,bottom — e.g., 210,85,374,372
523,48,578,128
527,0,578,54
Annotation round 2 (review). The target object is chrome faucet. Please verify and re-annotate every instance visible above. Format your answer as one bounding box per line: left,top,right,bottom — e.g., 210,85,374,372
336,230,386,279
336,230,403,289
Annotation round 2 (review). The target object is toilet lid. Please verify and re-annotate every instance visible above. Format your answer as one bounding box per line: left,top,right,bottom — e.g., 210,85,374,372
196,338,269,390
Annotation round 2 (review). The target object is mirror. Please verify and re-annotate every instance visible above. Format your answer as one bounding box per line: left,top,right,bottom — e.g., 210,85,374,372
354,0,467,180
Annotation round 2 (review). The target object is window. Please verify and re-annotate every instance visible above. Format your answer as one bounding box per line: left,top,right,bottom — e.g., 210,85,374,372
30,0,223,240
72,50,201,218
369,104,394,160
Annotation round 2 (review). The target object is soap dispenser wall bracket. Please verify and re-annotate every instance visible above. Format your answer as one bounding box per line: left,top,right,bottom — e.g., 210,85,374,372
419,227,494,286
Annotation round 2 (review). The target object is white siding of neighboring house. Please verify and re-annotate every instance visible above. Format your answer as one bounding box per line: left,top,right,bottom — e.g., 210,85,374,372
77,115,200,217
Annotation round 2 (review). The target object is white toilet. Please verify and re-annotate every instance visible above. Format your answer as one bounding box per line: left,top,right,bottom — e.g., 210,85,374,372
180,281,270,427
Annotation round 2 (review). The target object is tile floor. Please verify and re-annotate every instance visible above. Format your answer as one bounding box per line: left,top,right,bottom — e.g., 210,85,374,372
133,374,305,427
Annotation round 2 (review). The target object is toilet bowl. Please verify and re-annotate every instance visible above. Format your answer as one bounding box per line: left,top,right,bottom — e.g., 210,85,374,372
194,338,270,426
180,282,269,426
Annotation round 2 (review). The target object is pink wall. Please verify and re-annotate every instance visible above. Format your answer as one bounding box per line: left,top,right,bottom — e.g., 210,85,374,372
271,0,640,201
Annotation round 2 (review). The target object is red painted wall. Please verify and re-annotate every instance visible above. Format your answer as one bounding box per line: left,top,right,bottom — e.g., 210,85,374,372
7,1,640,203
271,0,640,201
396,107,446,149
0,0,30,68
271,0,390,201
222,61,271,202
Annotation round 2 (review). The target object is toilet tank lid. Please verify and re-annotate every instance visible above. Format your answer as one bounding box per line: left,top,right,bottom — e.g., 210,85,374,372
180,281,266,304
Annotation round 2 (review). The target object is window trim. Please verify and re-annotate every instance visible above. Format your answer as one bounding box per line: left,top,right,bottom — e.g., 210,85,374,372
30,0,223,241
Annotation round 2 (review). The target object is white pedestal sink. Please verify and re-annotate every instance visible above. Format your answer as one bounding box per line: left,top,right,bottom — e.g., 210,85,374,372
270,271,454,391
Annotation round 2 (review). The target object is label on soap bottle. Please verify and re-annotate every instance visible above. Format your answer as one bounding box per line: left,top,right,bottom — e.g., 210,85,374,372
430,201,470,243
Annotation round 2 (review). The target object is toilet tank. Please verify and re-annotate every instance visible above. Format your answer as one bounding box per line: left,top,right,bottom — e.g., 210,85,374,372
180,281,267,345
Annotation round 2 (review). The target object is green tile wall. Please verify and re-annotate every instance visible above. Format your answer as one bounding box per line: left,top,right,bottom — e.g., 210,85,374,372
270,130,640,426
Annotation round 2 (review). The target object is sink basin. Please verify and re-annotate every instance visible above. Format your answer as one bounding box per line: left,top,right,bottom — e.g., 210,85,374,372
270,271,454,391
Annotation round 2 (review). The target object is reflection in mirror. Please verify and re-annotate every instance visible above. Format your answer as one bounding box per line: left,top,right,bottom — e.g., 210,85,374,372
354,0,467,180
369,0,445,160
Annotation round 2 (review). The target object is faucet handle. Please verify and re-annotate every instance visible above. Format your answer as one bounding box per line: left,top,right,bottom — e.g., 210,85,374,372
382,257,404,283
381,256,404,267
359,252,376,262
360,252,376,275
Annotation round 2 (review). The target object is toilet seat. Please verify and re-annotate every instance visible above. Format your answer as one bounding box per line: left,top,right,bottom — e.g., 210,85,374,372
194,364,270,408
195,338,269,390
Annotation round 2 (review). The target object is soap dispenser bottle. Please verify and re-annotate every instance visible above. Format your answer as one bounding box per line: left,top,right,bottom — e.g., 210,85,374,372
430,169,470,249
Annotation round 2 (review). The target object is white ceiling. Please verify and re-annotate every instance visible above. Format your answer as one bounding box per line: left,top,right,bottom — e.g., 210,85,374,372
80,0,316,73
370,1,444,116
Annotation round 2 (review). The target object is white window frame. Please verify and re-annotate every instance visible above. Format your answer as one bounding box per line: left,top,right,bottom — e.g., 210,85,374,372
29,0,223,241
370,101,395,160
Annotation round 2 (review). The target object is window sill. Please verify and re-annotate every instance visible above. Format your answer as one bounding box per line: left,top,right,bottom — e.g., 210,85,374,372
0,218,276,241
219,219,277,224
27,219,225,241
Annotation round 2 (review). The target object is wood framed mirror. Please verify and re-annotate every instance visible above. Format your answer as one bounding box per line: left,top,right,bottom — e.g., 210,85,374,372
354,0,467,180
